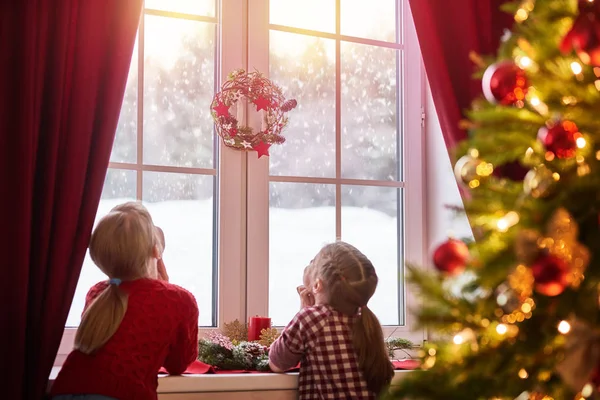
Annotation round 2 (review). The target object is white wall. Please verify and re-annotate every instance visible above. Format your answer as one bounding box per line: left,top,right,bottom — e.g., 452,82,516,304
424,84,473,254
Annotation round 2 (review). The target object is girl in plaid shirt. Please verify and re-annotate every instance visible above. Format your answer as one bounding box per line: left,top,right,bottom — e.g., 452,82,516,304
269,241,394,399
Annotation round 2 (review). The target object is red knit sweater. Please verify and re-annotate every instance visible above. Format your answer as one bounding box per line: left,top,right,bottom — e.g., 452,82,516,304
51,279,199,400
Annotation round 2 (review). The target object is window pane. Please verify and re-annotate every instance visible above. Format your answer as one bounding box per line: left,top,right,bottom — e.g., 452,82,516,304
143,16,216,168
66,170,137,327
340,0,397,42
269,182,336,326
270,0,335,33
111,39,138,164
143,172,215,326
341,185,402,326
341,42,399,180
144,0,215,17
269,31,336,178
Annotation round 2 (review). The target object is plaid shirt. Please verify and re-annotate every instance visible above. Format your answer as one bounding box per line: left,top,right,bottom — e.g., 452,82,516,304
269,304,376,399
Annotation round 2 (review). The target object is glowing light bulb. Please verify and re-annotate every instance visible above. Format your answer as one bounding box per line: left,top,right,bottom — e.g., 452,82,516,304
453,334,464,345
496,324,508,335
530,96,541,106
518,368,529,379
582,383,594,398
518,56,532,68
496,211,520,232
571,61,583,75
576,137,587,148
521,303,532,313
558,320,571,334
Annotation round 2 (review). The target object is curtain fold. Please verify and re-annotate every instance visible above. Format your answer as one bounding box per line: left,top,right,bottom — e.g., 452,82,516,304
0,1,142,398
408,0,513,152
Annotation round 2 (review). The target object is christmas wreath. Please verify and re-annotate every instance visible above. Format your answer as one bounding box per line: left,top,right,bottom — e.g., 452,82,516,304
210,69,297,158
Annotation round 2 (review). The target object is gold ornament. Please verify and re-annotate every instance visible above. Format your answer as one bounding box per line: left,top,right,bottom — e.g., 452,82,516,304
258,327,280,347
556,319,600,394
514,209,589,289
454,153,493,188
523,165,557,198
541,208,590,288
515,229,543,265
508,264,535,299
222,319,248,344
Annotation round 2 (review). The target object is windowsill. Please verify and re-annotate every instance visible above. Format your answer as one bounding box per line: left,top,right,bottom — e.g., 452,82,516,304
49,367,412,393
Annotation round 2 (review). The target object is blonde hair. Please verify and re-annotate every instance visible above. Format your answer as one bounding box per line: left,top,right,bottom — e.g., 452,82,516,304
74,202,160,354
311,241,394,395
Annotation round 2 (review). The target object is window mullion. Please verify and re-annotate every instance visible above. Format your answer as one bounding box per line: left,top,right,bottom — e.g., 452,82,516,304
245,0,271,320
218,0,251,327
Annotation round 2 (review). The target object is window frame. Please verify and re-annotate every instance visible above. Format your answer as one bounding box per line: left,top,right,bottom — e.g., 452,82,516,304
56,0,426,366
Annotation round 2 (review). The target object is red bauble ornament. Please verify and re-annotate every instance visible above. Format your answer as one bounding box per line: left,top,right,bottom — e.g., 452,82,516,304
432,239,469,275
537,120,581,159
531,254,569,297
482,61,528,105
560,0,600,67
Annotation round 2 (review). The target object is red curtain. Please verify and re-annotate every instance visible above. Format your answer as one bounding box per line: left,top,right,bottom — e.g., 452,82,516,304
408,0,513,151
0,1,142,398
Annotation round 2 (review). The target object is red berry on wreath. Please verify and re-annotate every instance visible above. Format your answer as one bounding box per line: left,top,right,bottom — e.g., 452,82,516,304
537,120,581,159
531,254,569,297
433,239,469,275
482,61,528,105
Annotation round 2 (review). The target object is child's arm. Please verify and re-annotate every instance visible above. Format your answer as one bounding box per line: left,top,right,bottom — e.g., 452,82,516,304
268,309,312,372
163,289,199,375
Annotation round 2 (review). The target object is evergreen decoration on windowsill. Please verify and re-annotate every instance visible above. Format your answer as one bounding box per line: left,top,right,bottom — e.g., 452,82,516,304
198,320,415,372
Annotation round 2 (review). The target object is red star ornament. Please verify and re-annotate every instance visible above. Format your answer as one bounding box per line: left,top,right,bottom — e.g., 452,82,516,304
253,96,270,111
253,141,271,158
213,101,230,117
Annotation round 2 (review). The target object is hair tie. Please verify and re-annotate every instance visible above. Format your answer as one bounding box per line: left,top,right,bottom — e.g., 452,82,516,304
109,278,122,286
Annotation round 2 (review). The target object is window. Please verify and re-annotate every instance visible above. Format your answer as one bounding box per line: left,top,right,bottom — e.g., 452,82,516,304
245,0,425,339
60,0,425,359
66,0,219,328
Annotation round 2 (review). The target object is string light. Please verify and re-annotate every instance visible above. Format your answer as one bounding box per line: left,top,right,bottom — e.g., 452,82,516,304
530,96,541,106
517,56,533,68
515,8,529,22
453,334,464,345
497,211,520,232
496,324,508,335
558,320,571,334
571,61,583,75
518,368,529,379
582,383,594,398
576,137,587,148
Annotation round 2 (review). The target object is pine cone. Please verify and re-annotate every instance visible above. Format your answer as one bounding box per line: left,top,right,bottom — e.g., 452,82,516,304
280,99,297,112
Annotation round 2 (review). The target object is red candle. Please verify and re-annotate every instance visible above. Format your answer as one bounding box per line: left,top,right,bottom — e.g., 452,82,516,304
248,316,271,341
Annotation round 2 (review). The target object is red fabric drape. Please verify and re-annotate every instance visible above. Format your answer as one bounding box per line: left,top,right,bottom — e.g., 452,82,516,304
408,0,514,151
0,1,142,398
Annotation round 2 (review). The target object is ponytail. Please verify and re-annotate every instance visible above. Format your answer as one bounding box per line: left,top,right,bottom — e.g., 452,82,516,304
352,306,394,395
74,284,128,354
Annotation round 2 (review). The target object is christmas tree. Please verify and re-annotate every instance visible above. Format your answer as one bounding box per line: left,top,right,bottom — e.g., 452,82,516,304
386,1,600,399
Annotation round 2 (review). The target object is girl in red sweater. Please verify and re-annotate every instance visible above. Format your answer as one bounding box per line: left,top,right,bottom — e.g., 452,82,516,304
51,202,199,400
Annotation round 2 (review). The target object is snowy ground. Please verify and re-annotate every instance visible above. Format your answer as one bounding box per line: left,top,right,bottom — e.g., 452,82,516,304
67,198,403,327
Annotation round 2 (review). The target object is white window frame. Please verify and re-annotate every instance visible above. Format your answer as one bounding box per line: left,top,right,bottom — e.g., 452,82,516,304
56,0,426,366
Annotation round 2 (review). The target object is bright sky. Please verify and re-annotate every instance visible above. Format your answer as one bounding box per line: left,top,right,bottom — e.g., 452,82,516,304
141,0,397,65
